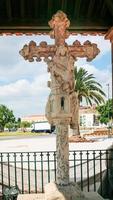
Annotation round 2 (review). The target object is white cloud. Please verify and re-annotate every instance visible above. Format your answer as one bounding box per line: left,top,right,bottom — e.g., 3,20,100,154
0,72,50,117
0,35,111,117
0,35,54,66
0,36,53,117
0,57,48,84
0,62,111,117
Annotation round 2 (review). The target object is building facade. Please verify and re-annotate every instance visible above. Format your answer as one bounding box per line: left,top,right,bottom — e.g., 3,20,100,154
79,105,99,128
21,105,100,128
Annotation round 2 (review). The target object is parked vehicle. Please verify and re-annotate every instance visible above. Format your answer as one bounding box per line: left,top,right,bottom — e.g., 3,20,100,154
31,121,55,133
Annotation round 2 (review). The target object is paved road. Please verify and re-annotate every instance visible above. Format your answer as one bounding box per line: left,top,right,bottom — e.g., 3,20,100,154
0,134,51,141
0,135,113,193
0,134,113,152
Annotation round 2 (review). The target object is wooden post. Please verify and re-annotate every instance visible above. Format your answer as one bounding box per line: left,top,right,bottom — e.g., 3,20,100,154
111,43,113,126
105,28,113,129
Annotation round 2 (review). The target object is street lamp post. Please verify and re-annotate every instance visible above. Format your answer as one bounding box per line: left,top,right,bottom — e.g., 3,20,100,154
106,83,110,136
107,83,110,119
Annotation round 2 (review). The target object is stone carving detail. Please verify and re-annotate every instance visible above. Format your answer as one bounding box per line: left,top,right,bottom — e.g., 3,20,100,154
20,11,100,186
49,11,70,46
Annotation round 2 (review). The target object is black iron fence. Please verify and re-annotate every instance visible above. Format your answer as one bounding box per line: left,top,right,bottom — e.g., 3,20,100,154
0,149,113,196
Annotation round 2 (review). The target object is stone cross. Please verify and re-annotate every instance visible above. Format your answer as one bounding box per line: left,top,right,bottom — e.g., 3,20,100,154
20,11,100,186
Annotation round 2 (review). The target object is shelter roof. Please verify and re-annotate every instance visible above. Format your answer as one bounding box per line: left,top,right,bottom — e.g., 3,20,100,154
0,0,113,35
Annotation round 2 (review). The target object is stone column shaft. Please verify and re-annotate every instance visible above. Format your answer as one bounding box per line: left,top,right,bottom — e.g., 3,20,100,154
56,123,69,185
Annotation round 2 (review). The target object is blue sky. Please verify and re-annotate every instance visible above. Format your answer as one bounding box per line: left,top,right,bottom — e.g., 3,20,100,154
0,35,112,118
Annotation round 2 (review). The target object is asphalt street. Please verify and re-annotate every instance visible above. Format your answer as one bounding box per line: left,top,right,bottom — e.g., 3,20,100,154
0,134,113,152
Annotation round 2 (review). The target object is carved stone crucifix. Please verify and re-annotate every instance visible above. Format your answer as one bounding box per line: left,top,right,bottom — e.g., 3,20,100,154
20,11,100,186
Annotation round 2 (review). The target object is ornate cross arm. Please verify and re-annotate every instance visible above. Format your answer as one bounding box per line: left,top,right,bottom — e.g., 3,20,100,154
68,40,100,61
19,41,56,62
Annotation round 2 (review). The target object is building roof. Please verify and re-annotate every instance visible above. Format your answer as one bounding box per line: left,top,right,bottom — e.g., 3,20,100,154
21,115,47,122
21,105,98,122
0,0,113,35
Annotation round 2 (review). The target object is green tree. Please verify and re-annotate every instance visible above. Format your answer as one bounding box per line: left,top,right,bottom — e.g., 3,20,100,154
5,119,20,132
20,121,31,132
97,99,113,125
5,122,16,132
73,67,106,135
0,105,15,131
17,118,21,128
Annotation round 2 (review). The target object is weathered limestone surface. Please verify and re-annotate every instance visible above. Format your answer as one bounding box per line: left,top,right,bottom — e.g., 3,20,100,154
84,192,104,200
17,193,45,200
44,182,105,200
17,188,104,200
56,122,69,185
19,10,101,200
45,182,84,200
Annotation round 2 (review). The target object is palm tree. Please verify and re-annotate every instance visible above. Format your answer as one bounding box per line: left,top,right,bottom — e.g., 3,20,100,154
73,67,106,135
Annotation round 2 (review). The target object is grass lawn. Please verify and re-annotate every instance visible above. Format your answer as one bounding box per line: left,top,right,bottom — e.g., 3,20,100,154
0,131,49,137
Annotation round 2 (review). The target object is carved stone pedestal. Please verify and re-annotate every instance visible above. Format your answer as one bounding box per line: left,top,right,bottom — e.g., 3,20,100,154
45,182,84,200
17,182,104,200
44,182,104,200
17,193,45,200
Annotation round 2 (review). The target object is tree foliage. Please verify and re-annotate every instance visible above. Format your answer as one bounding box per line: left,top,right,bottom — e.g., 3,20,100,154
5,119,21,132
0,105,15,131
97,99,113,124
20,121,31,132
5,122,16,131
16,118,21,128
73,67,106,135
74,67,106,105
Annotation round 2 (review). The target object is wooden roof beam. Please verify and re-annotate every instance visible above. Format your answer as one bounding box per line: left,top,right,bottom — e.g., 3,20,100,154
34,0,40,18
100,2,106,18
47,0,52,19
74,0,81,19
6,0,12,21
104,0,113,17
0,25,108,34
20,0,25,19
87,0,95,18
61,0,67,12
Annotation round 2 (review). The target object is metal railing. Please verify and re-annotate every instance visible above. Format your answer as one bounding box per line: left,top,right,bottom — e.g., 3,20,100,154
0,149,112,196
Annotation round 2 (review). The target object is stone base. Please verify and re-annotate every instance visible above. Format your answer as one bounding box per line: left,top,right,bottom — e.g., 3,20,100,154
17,182,105,200
17,192,104,200
84,192,104,200
44,182,104,200
17,193,45,200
